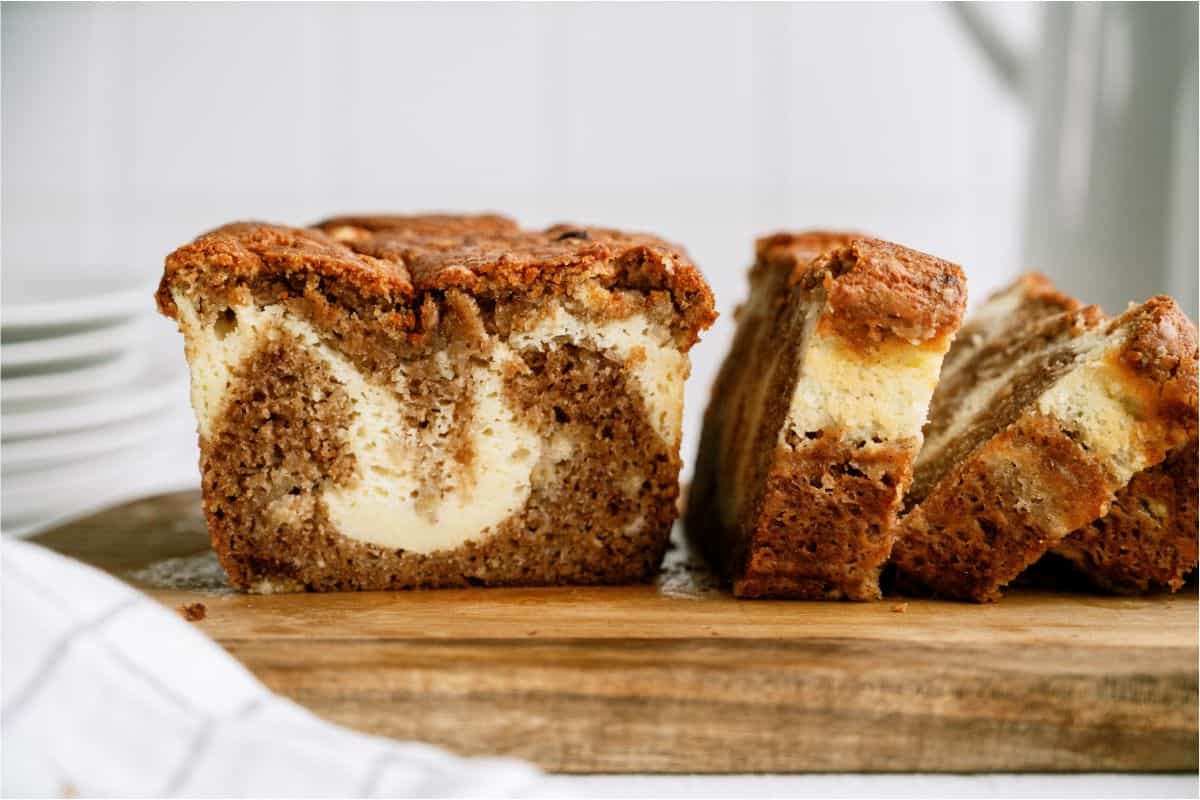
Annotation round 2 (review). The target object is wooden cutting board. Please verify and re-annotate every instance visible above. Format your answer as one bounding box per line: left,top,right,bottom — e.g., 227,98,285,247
31,491,1198,774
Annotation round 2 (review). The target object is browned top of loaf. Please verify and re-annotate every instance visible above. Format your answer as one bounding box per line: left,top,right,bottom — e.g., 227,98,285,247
157,214,716,340
1109,296,1199,434
754,230,861,280
1001,272,1084,315
319,213,520,238
757,232,967,347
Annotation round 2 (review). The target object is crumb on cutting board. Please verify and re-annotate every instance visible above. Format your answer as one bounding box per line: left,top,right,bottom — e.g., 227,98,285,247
891,603,909,614
177,602,207,622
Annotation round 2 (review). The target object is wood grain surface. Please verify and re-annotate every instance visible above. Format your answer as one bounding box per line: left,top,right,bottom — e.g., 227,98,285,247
31,491,1199,774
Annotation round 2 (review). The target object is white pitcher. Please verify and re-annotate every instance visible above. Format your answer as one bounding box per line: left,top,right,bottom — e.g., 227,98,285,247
955,3,1197,318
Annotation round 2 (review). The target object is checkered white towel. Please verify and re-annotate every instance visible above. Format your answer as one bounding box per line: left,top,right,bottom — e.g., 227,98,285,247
1,538,545,798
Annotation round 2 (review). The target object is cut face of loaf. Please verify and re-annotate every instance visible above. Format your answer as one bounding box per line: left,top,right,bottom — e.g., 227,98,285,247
950,276,1199,595
157,217,715,592
687,233,967,599
893,284,1198,602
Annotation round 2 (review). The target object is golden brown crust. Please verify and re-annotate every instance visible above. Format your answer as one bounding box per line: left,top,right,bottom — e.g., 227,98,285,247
1000,272,1084,314
319,213,520,237
157,214,716,347
1108,296,1199,445
157,222,417,314
800,238,968,348
1012,273,1089,314
751,231,969,349
753,230,861,281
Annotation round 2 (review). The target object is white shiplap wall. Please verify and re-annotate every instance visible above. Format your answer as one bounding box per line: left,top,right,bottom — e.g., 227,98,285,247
2,2,1030,477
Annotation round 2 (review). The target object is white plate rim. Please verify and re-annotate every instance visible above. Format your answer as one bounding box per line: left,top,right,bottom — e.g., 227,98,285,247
2,407,176,471
2,280,159,330
1,448,194,532
2,371,186,440
1,316,148,369
1,349,147,403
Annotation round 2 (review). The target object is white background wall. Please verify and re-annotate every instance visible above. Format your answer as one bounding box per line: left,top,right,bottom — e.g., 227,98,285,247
3,1,1034,478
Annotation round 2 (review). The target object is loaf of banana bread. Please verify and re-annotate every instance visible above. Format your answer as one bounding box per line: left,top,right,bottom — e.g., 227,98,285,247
158,215,715,592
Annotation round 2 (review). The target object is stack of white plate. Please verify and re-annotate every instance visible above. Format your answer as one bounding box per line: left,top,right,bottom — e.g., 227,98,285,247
2,274,193,536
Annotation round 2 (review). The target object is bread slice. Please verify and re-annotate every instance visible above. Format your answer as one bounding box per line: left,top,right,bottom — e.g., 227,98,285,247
1050,441,1197,593
892,280,1198,602
948,276,1198,595
687,233,967,599
157,215,715,592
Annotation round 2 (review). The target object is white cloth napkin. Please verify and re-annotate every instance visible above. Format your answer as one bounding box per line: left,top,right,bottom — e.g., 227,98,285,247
1,538,545,798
